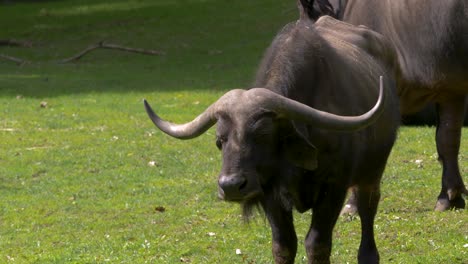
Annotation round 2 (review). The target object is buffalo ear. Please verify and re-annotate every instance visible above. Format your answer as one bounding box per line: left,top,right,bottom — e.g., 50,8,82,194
283,122,318,171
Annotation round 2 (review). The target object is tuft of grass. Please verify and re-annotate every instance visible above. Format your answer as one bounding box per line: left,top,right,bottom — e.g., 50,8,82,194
1,1,466,263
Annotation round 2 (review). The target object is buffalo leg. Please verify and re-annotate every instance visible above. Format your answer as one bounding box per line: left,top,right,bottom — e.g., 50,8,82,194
262,197,297,264
356,185,380,264
305,184,347,264
435,96,468,211
341,186,358,215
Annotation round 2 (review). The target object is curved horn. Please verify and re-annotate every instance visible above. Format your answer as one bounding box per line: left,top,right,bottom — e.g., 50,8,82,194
144,99,217,139
252,76,386,131
145,76,386,138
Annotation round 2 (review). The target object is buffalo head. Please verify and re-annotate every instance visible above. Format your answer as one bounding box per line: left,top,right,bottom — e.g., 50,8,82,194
144,77,385,202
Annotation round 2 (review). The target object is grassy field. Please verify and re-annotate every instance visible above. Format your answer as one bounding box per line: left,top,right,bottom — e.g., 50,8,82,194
1,0,467,263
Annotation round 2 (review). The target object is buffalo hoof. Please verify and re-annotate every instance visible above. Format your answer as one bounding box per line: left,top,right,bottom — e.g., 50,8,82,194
340,203,358,215
434,196,465,212
358,252,379,264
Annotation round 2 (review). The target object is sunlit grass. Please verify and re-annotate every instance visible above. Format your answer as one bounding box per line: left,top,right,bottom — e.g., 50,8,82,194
1,91,466,263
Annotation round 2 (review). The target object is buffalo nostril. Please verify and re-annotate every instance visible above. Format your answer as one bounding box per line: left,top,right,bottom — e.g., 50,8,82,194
238,179,247,191
218,175,247,198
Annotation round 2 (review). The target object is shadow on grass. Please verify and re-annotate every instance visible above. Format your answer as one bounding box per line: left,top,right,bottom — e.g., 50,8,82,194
0,57,255,98
0,0,296,98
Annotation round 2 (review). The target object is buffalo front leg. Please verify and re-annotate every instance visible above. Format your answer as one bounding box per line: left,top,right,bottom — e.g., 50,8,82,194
435,96,468,211
262,197,297,264
305,184,348,264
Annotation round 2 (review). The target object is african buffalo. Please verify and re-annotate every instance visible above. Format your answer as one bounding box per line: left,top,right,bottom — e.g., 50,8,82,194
144,1,399,263
323,0,468,212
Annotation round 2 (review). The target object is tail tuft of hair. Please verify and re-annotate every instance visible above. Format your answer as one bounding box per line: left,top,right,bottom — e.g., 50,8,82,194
298,0,336,21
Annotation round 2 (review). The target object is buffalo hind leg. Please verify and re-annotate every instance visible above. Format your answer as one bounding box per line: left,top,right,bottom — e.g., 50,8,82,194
305,184,348,264
356,185,380,264
341,186,358,215
262,196,297,264
435,96,468,211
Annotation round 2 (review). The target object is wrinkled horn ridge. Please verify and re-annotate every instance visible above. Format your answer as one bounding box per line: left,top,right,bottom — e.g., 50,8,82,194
144,99,217,139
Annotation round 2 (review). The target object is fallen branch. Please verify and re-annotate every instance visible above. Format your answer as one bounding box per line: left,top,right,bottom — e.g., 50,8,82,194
0,39,32,47
1,41,164,65
60,41,164,63
0,54,28,65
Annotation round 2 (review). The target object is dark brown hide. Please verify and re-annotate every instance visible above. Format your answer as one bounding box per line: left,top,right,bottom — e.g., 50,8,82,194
402,98,468,126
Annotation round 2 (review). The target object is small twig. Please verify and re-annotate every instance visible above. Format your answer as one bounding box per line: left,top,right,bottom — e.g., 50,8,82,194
60,41,164,63
100,43,164,56
0,53,28,65
60,43,102,63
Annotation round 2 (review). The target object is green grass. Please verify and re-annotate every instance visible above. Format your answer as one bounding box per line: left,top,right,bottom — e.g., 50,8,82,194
1,1,467,263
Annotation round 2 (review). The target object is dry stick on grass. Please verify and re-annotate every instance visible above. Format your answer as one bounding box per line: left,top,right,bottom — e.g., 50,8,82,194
60,41,164,63
0,41,163,64
0,54,29,65
0,39,31,64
